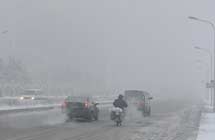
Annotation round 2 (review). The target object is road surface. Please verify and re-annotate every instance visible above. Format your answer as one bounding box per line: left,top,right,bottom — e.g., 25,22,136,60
0,99,201,140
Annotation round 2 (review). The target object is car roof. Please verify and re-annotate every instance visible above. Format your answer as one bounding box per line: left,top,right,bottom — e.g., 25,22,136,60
65,96,92,102
124,90,150,97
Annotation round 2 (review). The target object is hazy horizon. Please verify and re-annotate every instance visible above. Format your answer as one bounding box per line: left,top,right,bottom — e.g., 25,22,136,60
0,0,214,99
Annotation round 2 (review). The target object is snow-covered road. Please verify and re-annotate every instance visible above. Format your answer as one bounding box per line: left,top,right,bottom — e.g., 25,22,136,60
0,99,201,140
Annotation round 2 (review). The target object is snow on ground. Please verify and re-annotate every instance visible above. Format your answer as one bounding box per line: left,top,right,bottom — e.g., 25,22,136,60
131,106,201,140
196,113,215,140
0,108,65,128
0,99,202,140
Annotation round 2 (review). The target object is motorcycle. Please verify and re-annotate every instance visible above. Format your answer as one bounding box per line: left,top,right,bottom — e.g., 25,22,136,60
110,107,125,126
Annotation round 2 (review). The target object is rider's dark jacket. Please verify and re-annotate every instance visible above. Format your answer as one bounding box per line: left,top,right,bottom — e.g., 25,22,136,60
113,98,128,109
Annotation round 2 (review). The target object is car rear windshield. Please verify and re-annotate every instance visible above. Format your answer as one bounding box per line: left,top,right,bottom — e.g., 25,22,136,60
65,96,91,103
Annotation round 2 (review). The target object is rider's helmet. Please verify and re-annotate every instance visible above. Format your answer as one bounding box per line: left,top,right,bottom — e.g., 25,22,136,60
118,94,123,99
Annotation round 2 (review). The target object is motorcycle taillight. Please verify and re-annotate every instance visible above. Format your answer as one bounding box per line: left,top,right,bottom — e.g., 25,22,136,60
115,111,120,115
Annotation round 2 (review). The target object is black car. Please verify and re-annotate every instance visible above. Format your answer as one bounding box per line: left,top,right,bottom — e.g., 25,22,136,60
62,96,99,121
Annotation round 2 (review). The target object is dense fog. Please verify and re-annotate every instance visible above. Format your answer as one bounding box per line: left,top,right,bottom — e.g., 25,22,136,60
0,0,214,100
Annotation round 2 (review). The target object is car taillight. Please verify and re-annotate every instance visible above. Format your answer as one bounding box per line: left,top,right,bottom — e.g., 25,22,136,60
62,101,68,108
85,101,89,108
139,102,144,106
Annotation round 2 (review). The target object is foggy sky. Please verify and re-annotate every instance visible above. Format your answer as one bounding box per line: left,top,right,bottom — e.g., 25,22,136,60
0,0,214,97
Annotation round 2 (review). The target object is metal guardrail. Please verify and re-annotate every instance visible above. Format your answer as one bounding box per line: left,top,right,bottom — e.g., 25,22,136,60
0,96,64,115
0,96,64,108
0,96,114,115
0,104,61,115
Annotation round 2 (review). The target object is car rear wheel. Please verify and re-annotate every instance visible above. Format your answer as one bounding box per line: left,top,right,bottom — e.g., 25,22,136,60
88,112,94,121
94,113,98,120
65,117,73,122
142,110,146,117
148,107,151,116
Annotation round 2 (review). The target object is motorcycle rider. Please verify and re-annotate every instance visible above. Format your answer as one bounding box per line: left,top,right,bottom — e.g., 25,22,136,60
113,94,128,110
111,94,128,122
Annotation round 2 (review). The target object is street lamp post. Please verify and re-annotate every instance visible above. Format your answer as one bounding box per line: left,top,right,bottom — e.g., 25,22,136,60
194,46,213,106
189,16,215,112
194,46,213,82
